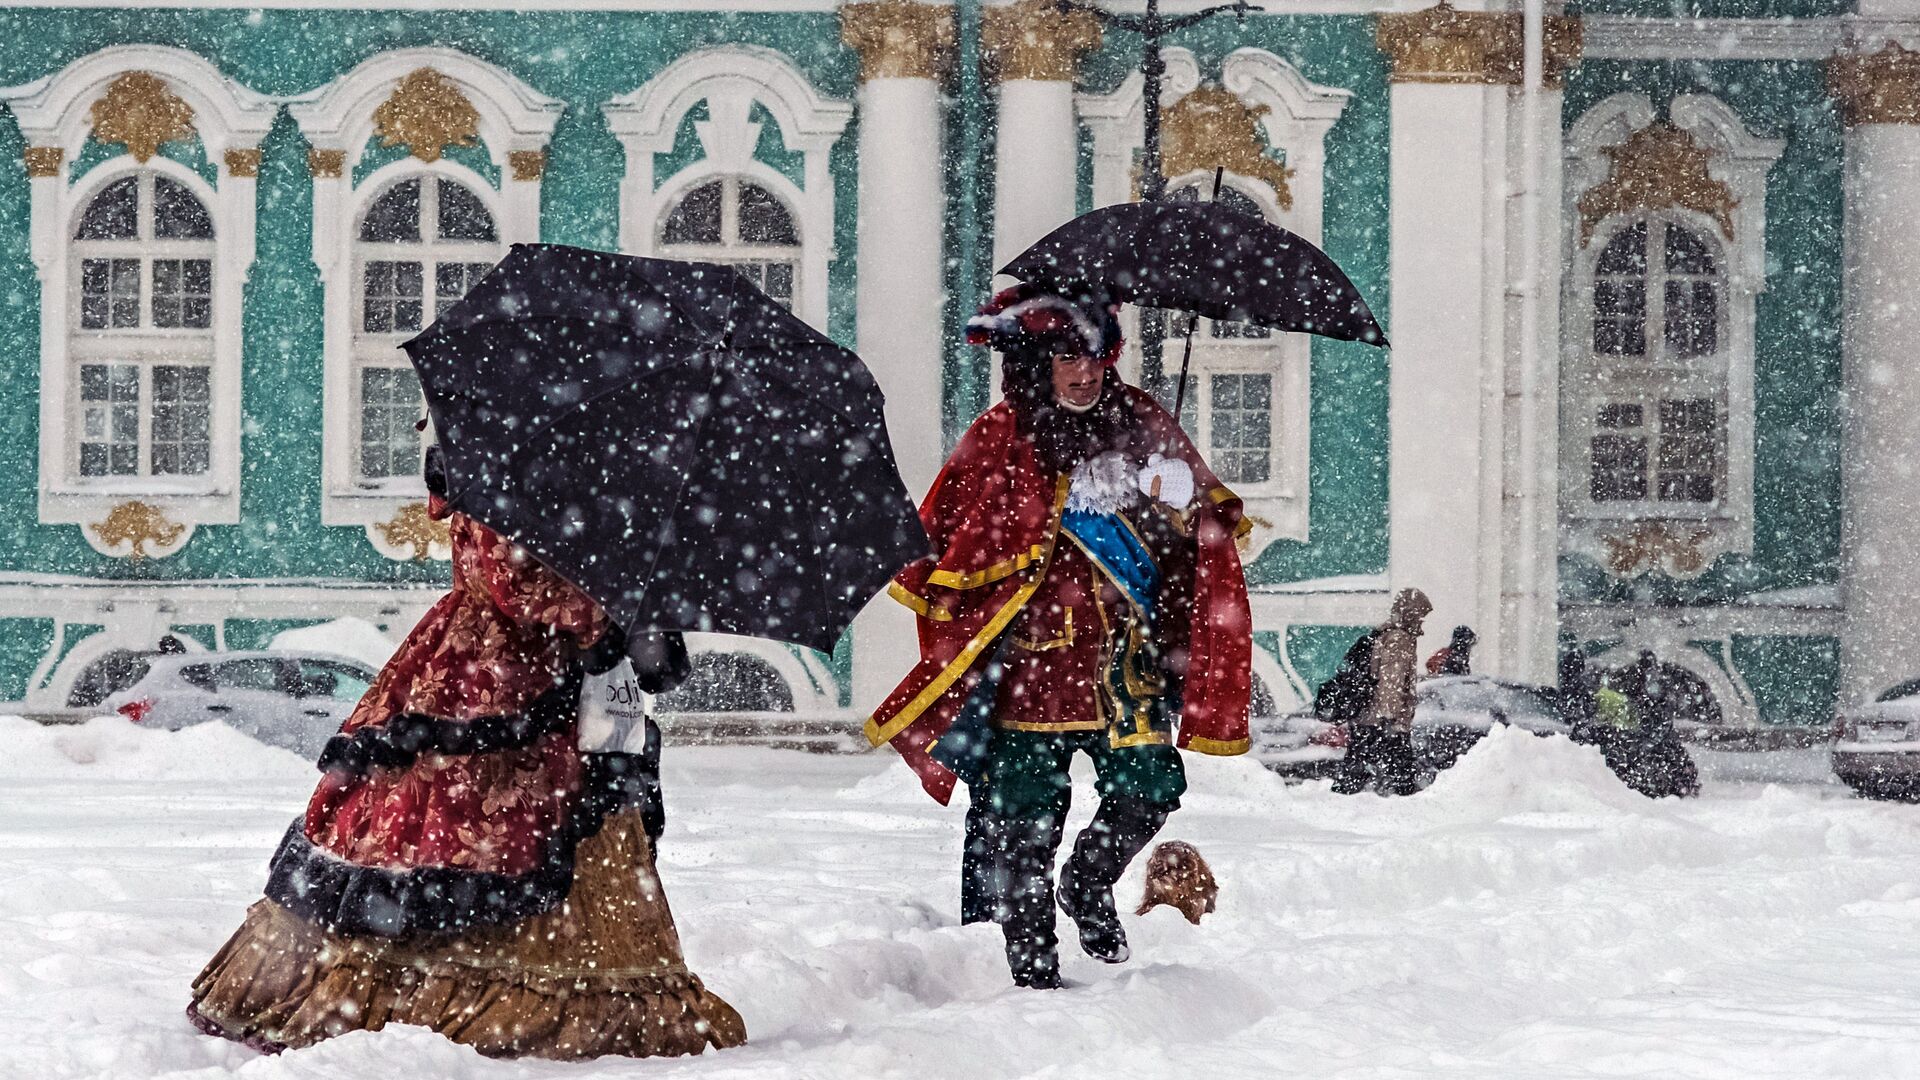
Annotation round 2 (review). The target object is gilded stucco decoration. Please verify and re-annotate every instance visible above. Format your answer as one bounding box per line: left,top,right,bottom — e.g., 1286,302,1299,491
1829,43,1920,126
372,502,453,561
223,148,261,178
981,0,1102,82
508,149,547,182
90,500,188,560
89,72,196,163
1599,520,1716,579
373,68,482,163
1375,2,1582,86
22,146,63,178
1577,121,1736,245
840,0,956,82
1159,87,1295,210
306,148,347,178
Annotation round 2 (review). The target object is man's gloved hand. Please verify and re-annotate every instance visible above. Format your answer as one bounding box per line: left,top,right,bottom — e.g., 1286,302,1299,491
1136,454,1195,509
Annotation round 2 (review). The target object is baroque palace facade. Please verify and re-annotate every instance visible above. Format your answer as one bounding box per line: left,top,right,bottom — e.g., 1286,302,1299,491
0,0,1912,732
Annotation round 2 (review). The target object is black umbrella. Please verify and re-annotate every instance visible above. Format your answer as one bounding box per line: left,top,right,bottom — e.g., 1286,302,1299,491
402,243,929,655
998,199,1388,347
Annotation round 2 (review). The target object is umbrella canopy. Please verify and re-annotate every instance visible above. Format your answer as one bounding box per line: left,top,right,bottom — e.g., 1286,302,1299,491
403,243,929,655
998,200,1388,347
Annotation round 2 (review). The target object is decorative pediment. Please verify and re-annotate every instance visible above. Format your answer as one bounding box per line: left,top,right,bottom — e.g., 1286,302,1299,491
1160,86,1295,210
372,68,482,163
1577,122,1736,245
88,72,195,163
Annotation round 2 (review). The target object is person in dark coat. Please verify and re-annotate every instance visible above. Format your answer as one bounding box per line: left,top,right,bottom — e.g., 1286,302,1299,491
1331,588,1431,796
1568,651,1700,799
1425,625,1477,676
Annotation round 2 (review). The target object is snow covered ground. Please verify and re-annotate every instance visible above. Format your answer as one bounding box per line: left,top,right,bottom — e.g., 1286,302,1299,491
4,716,1919,1080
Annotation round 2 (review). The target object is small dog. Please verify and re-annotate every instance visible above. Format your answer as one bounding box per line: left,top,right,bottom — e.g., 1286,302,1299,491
1135,841,1218,924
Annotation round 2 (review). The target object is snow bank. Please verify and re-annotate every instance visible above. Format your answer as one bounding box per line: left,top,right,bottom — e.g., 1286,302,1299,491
268,617,399,671
0,715,311,783
1417,723,1657,816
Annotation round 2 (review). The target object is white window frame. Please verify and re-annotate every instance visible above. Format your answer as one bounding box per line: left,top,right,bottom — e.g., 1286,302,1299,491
346,166,504,494
287,47,559,554
0,46,274,555
1561,93,1784,578
68,167,219,486
604,45,852,334
1079,48,1350,555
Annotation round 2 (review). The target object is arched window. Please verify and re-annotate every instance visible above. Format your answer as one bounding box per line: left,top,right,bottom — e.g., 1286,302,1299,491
1159,180,1287,489
69,172,215,480
1584,215,1727,508
350,176,499,486
657,177,799,309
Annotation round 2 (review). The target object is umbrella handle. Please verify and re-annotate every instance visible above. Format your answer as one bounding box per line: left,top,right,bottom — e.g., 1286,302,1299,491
1171,167,1226,425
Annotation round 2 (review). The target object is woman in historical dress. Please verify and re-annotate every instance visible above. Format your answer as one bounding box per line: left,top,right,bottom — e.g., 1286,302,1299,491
186,449,743,1060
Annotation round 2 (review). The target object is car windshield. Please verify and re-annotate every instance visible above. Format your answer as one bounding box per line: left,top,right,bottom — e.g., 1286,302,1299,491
1876,677,1920,703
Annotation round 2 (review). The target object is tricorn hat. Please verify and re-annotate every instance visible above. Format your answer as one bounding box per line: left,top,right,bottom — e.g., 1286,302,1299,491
965,282,1124,366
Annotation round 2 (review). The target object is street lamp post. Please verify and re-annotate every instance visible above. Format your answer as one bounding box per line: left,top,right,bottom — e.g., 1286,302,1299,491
1055,0,1258,403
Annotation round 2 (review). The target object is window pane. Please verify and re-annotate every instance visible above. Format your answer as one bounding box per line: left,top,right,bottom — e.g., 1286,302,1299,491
759,261,795,308
214,659,283,693
78,362,140,477
1663,224,1717,275
661,180,723,245
80,258,142,330
151,365,209,475
1596,403,1643,430
738,182,797,245
359,366,424,480
1209,373,1272,484
151,259,212,329
360,179,421,242
1596,223,1648,274
152,177,213,239
75,177,138,241
1656,398,1717,503
1592,281,1646,356
362,260,424,334
1590,434,1648,502
1665,279,1718,359
436,179,497,242
435,261,492,307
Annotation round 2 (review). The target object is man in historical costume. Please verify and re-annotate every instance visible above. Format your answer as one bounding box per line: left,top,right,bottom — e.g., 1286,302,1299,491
866,284,1254,989
187,448,742,1060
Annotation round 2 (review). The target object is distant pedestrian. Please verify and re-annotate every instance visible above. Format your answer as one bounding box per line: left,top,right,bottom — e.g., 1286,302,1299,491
1425,625,1477,676
1329,587,1432,796
156,634,187,655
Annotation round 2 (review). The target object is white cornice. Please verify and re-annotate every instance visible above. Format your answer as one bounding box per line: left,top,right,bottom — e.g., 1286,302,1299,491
1583,16,1920,60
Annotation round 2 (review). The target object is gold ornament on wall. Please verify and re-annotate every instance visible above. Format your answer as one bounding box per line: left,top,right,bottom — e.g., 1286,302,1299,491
90,501,188,560
1577,122,1736,245
1158,87,1295,210
372,502,452,561
840,0,956,83
223,148,261,178
1375,2,1582,86
508,149,547,182
22,146,63,178
306,148,347,178
981,0,1102,83
1599,520,1715,579
89,72,196,163
373,68,482,163
1829,42,1920,126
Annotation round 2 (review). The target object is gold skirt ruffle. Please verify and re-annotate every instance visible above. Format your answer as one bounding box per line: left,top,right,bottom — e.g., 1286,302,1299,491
188,811,745,1060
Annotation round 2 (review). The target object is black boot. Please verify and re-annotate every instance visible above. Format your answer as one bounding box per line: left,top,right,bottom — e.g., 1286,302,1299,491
992,815,1064,989
960,806,1005,926
1057,796,1168,964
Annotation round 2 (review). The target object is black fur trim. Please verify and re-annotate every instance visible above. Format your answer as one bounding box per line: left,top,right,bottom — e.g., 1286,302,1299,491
315,675,582,776
264,752,662,938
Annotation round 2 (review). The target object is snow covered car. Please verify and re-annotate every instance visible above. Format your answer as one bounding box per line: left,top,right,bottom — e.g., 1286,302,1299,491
1254,674,1571,778
1830,676,1920,800
101,651,376,759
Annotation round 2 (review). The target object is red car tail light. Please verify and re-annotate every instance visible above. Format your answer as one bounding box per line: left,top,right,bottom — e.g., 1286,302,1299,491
117,698,154,723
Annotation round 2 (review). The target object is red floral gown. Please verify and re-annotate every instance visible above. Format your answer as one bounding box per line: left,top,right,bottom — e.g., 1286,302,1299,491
187,499,744,1060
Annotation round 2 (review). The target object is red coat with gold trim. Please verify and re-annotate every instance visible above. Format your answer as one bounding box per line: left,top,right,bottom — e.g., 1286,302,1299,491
865,385,1254,804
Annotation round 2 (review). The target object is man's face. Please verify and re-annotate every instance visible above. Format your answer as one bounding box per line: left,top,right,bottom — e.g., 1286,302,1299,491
1051,351,1103,409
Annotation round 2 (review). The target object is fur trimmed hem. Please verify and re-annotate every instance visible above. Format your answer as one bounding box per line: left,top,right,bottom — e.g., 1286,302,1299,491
191,813,745,1061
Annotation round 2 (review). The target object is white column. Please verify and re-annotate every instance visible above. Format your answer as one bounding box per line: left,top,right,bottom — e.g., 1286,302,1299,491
842,2,954,716
992,79,1079,269
1386,79,1505,666
1840,114,1920,701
